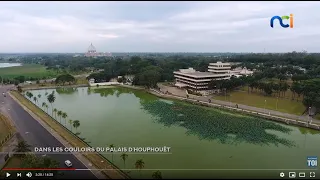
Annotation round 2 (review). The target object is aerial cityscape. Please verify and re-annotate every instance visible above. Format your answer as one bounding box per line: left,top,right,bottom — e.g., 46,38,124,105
0,1,319,180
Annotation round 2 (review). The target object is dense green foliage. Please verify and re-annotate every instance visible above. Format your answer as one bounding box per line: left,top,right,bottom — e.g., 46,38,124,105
2,52,320,113
55,74,76,85
141,100,295,147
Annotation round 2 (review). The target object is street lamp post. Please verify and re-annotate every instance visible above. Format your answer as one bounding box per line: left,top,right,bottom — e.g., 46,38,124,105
264,100,267,113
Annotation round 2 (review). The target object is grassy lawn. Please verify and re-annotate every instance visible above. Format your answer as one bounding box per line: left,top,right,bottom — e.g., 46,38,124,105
21,77,89,90
159,81,174,86
2,156,22,168
0,118,9,142
0,114,12,144
10,91,127,179
213,91,306,116
238,85,303,101
0,64,58,79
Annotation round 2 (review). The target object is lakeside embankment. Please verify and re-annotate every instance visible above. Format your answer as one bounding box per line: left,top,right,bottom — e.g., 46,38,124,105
21,84,89,91
118,85,320,131
21,83,320,131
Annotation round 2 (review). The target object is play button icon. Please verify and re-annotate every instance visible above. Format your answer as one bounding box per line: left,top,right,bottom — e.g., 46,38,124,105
6,172,11,177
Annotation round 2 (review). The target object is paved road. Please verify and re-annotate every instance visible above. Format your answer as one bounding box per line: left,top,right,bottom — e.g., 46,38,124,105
0,85,98,179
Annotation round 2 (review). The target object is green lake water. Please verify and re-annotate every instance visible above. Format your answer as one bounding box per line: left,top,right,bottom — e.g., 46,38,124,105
27,87,320,179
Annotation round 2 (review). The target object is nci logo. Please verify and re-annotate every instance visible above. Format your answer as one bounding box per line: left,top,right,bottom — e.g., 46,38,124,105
270,14,293,28
307,156,318,167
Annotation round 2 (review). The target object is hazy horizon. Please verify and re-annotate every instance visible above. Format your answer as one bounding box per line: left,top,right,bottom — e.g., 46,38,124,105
1,1,320,53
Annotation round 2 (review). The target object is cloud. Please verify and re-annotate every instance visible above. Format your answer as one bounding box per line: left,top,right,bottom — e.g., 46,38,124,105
97,34,119,39
0,1,319,52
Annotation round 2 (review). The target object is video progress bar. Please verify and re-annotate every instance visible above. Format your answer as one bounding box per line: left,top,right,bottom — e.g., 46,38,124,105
3,168,317,171
75,169,319,171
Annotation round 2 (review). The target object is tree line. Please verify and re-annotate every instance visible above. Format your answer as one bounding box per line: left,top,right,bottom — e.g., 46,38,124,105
208,71,320,113
7,52,320,112
25,91,82,135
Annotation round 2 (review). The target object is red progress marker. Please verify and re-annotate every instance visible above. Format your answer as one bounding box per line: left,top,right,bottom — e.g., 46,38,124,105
2,168,76,171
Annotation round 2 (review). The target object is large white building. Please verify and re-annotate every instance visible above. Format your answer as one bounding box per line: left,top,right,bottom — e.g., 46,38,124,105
174,61,254,93
85,43,112,57
174,67,230,91
229,67,254,77
208,61,232,74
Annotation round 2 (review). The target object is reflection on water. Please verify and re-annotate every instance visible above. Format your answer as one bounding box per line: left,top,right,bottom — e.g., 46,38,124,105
56,87,78,94
91,88,296,147
141,100,296,147
93,87,158,102
298,127,320,135
28,87,320,178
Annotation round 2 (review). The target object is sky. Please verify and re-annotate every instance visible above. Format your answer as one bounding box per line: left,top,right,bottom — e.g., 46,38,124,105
1,1,320,53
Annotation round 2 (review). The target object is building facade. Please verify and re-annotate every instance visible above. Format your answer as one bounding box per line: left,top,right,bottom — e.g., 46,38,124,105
85,43,112,57
208,61,232,74
173,61,254,94
174,68,230,91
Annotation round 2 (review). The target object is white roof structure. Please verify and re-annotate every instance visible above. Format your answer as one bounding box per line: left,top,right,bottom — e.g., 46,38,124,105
239,67,254,75
174,68,230,78
87,43,96,53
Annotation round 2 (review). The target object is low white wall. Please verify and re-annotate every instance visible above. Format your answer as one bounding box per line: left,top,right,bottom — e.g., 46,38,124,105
89,82,121,87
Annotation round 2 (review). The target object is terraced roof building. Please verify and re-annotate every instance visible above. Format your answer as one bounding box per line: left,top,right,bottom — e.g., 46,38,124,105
173,68,230,91
208,61,232,74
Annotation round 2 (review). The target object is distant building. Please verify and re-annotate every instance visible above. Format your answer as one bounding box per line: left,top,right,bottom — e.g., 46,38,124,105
239,67,254,76
208,61,232,74
88,78,121,87
89,78,95,84
230,67,254,77
174,68,230,91
173,62,254,94
293,66,307,73
85,43,112,57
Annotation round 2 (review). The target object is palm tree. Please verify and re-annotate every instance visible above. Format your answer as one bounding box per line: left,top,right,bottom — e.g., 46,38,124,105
109,144,115,162
152,171,162,179
73,120,80,133
68,119,73,131
28,92,33,100
33,96,37,105
62,112,68,126
57,111,62,124
120,153,128,169
45,104,49,113
53,108,58,119
47,92,56,116
42,102,47,111
13,140,31,157
135,159,145,177
17,86,22,93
